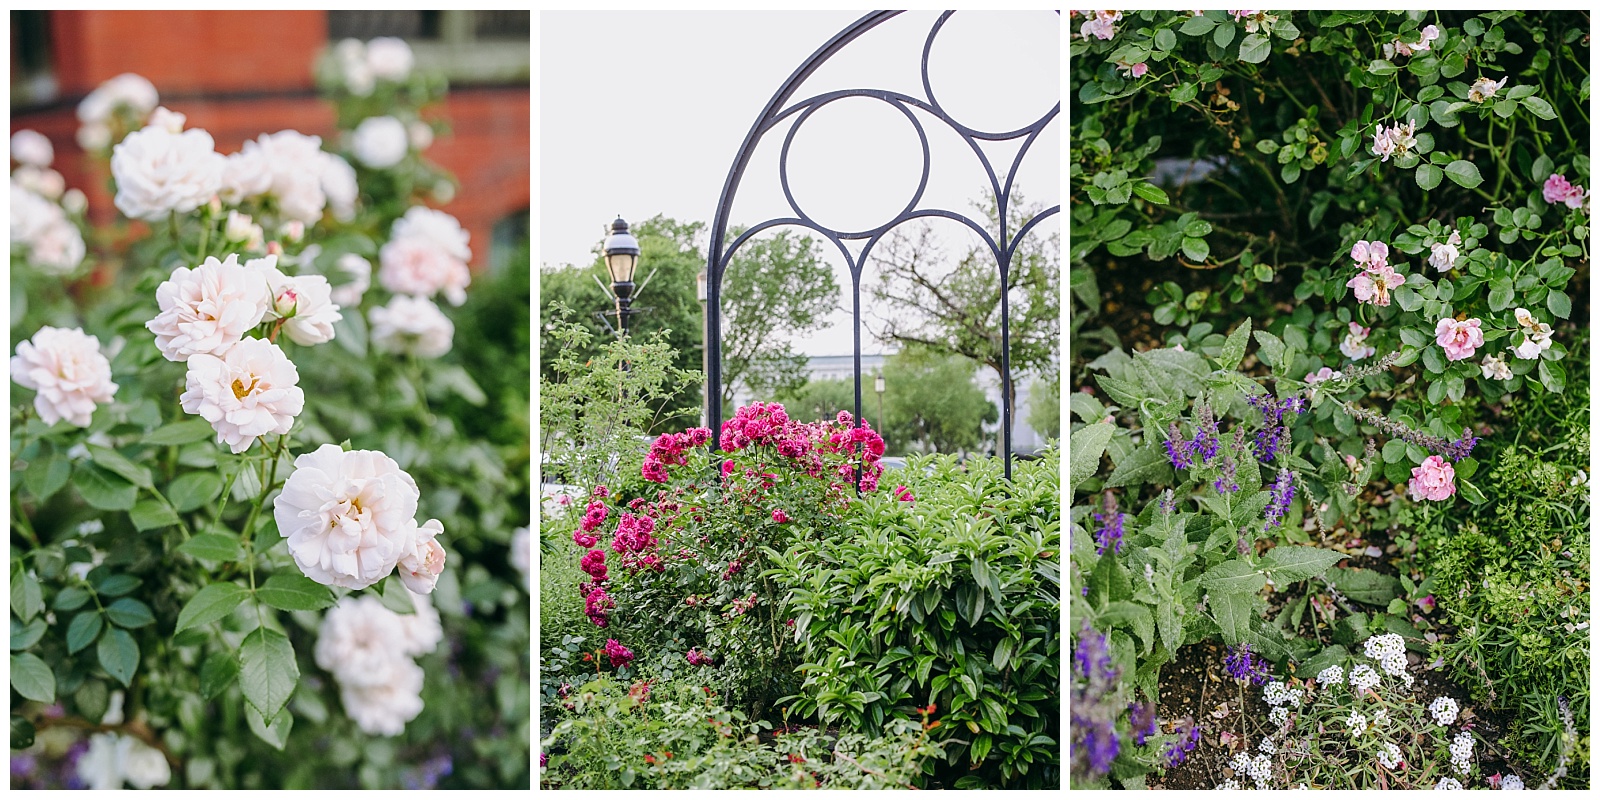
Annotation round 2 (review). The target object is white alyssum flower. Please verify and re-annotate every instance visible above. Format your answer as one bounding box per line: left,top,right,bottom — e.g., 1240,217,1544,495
1246,753,1272,788
397,518,448,595
1449,731,1475,774
77,73,159,126
1437,777,1463,790
11,129,54,167
1501,775,1524,790
1349,664,1380,693
510,526,532,591
1316,664,1344,688
110,126,225,222
146,254,272,362
1429,230,1462,271
75,732,171,790
365,36,414,81
1481,353,1512,381
1429,696,1460,726
246,254,343,346
330,253,373,307
11,326,118,427
1377,741,1402,769
180,337,303,454
351,115,409,169
1268,705,1289,726
1217,779,1241,790
1258,736,1276,755
1363,632,1405,661
1380,652,1408,677
369,295,455,359
1264,681,1292,705
274,444,439,590
1346,710,1369,736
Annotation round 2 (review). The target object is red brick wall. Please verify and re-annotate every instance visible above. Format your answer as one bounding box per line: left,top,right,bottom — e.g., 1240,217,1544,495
12,10,529,268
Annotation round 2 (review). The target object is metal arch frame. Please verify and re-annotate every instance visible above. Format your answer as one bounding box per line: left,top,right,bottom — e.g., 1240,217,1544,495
705,9,1060,479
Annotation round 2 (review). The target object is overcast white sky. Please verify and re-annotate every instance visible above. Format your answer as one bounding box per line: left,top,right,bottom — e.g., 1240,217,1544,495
539,10,1060,356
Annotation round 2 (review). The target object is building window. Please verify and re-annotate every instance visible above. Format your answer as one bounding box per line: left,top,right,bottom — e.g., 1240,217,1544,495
326,10,528,85
10,10,57,106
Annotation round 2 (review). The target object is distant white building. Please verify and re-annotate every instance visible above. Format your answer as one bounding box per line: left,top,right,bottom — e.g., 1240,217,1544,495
727,352,1052,455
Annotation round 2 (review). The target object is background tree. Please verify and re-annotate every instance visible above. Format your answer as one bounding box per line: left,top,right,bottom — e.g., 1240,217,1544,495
1027,368,1061,442
774,376,857,429
882,347,997,455
539,217,837,429
866,190,1059,439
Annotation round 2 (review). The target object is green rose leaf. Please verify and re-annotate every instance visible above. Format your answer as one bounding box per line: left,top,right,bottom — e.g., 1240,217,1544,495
176,533,246,564
97,627,140,687
10,653,56,703
1444,159,1484,189
174,583,249,634
256,573,336,612
239,627,299,720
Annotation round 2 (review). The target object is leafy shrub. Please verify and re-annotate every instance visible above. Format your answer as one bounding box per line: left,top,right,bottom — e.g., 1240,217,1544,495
773,451,1061,788
540,676,944,790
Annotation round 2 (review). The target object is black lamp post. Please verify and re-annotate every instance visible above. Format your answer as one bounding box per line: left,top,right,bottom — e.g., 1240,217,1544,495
603,216,640,338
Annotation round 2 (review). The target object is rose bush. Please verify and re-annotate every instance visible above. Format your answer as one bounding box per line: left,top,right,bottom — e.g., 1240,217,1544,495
10,38,528,789
1070,8,1587,789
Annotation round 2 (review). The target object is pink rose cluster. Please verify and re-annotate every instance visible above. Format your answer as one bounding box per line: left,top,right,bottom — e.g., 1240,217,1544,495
642,427,711,483
715,402,888,495
572,496,609,549
1344,240,1402,308
685,648,715,667
603,639,635,669
1072,10,1121,41
610,512,663,572
1542,173,1588,210
1409,455,1457,502
1434,317,1484,361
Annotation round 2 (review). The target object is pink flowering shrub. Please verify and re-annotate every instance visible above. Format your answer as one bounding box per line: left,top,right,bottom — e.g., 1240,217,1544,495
567,402,887,714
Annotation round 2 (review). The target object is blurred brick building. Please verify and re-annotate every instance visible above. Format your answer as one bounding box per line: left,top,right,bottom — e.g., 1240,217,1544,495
10,9,530,270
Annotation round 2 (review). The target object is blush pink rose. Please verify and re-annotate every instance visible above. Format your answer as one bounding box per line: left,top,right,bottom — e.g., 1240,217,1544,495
1434,317,1484,361
1346,263,1400,306
1408,455,1456,502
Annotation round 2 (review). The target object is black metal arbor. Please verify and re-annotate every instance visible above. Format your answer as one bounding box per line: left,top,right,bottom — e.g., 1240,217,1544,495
703,10,1059,479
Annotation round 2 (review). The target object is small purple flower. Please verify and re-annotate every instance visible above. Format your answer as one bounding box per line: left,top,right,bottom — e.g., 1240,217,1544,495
1129,701,1158,746
1159,488,1177,515
1093,492,1125,555
1213,447,1239,494
1247,394,1308,462
1165,421,1195,470
1192,405,1222,463
1164,716,1203,766
1075,716,1121,775
1264,468,1296,529
1224,643,1270,685
1074,625,1117,684
1442,428,1479,462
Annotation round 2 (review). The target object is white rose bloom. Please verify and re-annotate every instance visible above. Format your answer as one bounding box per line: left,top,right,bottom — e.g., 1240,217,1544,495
510,526,531,591
370,295,455,359
14,165,67,200
11,129,55,167
76,733,126,790
146,254,272,362
392,206,472,262
1468,75,1508,103
220,146,275,203
11,326,118,427
340,658,426,736
110,126,225,222
1429,230,1462,271
77,123,112,152
77,73,159,125
274,444,426,590
225,210,264,247
330,253,373,307
378,236,471,306
62,187,89,215
314,595,413,687
250,131,329,224
366,37,415,82
147,106,186,133
29,216,87,274
399,589,444,657
180,337,303,454
10,180,60,244
1481,353,1512,381
1511,307,1554,359
351,115,409,169
121,737,172,789
408,120,434,151
319,152,359,222
246,254,342,346
397,518,447,595
344,61,376,97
